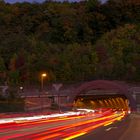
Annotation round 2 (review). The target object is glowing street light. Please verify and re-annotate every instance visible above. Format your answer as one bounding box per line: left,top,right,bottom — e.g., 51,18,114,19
41,73,47,91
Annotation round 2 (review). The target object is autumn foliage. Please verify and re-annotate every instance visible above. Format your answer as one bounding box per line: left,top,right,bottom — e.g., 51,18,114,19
0,0,139,85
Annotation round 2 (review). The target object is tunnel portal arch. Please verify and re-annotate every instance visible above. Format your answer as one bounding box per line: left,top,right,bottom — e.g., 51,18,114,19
74,80,136,111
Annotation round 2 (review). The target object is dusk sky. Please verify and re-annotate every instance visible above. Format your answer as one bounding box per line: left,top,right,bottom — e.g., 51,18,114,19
5,0,45,3
4,0,107,3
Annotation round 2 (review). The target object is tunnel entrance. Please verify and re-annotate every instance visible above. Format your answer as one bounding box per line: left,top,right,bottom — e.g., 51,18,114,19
74,80,136,111
74,93,129,111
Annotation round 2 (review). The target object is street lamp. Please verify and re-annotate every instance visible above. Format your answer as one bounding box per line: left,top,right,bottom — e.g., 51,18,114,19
40,73,47,113
41,73,47,91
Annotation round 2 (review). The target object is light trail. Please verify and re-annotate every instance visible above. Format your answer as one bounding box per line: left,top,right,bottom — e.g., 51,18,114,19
21,111,125,140
0,115,85,133
62,112,125,140
0,109,127,140
63,132,86,140
0,111,82,124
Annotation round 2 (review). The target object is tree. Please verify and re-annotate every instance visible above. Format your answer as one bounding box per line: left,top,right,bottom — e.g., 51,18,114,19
0,56,6,84
8,54,19,85
95,24,140,81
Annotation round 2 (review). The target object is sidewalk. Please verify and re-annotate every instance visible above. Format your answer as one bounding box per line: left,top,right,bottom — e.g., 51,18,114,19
119,113,140,140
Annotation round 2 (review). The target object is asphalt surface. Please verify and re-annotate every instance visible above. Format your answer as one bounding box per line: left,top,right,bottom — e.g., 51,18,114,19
119,114,140,140
76,114,140,140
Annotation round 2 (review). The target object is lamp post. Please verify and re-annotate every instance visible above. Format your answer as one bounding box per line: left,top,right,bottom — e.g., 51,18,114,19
41,73,47,91
41,73,47,113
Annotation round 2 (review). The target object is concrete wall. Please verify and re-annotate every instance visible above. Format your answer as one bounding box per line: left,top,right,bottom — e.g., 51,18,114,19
24,95,70,111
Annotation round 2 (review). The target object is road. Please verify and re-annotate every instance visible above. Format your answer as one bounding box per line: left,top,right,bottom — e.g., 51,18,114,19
75,113,140,140
0,109,126,140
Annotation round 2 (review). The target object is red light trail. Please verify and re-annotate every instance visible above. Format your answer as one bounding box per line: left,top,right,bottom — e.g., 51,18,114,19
0,109,126,140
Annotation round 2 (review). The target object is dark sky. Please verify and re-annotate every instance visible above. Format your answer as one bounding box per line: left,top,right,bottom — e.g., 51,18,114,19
4,0,107,4
5,0,45,3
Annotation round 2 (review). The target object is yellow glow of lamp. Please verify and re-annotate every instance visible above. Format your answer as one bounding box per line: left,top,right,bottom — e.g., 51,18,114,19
42,73,47,77
41,73,47,90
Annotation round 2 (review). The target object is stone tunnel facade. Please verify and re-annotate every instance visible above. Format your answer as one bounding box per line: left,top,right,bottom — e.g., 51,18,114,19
73,80,137,111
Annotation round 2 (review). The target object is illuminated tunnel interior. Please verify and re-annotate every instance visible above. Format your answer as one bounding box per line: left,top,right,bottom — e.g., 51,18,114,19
73,93,129,111
73,80,136,111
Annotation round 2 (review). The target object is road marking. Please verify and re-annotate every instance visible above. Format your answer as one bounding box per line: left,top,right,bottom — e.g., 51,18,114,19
105,127,117,131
